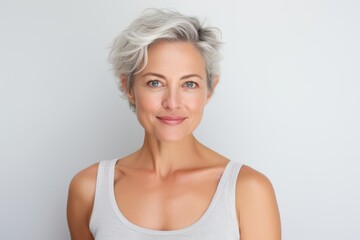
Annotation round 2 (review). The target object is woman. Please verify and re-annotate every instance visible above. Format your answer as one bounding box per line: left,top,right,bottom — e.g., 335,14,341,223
67,9,281,240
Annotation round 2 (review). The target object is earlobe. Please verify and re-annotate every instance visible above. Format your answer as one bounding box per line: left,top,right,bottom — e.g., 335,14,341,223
212,76,219,92
121,75,135,104
207,76,220,101
120,74,129,92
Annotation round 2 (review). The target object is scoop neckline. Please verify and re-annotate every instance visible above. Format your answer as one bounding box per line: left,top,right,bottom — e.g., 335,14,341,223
107,159,234,235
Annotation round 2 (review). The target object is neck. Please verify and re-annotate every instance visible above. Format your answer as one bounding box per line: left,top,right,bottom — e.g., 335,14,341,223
136,133,203,177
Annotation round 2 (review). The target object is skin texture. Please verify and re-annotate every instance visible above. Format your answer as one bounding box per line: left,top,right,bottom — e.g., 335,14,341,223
67,40,281,240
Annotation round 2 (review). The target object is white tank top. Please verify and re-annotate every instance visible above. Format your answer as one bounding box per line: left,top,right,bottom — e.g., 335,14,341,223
89,159,243,240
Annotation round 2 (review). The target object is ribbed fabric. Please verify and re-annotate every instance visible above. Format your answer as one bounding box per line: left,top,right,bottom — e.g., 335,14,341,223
89,159,243,240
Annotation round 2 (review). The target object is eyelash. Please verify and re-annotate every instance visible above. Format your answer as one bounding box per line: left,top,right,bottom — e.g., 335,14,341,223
147,80,163,88
146,80,199,89
182,81,198,89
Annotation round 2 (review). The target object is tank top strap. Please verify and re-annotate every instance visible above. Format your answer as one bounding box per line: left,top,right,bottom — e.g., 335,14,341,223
227,160,243,194
227,160,243,228
89,159,118,233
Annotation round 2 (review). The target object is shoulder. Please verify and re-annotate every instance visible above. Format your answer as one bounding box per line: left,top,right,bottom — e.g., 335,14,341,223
68,163,99,201
236,165,275,196
67,163,99,224
235,165,281,239
235,165,277,214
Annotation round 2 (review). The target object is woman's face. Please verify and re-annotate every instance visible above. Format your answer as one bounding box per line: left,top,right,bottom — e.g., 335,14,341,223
127,40,215,142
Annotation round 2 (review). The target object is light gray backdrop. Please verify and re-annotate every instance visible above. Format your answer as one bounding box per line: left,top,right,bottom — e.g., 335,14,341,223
1,0,359,239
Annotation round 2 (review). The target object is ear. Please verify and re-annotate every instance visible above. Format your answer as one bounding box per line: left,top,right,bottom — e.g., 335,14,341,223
206,76,220,102
121,74,135,105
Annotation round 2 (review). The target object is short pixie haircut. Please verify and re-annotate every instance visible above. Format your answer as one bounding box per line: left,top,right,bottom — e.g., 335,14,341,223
109,8,222,109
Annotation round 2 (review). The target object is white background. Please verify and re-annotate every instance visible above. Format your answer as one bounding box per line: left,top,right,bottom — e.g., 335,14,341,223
1,0,359,239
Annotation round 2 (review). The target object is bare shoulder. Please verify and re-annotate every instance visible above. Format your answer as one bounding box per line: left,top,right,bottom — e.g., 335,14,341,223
236,165,275,194
68,163,99,204
236,165,281,240
67,163,99,240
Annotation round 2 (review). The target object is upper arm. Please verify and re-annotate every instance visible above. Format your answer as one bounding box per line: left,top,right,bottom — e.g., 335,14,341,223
236,165,281,240
67,163,98,240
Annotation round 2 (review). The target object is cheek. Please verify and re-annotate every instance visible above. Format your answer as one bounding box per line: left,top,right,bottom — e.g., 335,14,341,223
186,96,208,130
185,92,209,111
133,90,162,120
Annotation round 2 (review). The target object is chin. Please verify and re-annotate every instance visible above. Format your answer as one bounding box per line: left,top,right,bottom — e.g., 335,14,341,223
143,121,200,142
153,133,190,142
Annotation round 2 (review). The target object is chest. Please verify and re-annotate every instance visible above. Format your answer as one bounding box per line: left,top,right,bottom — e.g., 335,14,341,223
113,169,222,231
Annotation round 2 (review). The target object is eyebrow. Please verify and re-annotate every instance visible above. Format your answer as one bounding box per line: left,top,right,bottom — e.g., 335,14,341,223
142,72,204,80
180,74,203,80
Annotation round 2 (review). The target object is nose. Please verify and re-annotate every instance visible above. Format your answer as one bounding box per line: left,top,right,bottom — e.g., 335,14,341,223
162,87,181,110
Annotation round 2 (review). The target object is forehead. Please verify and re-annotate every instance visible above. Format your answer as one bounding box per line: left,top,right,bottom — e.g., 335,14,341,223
141,40,206,78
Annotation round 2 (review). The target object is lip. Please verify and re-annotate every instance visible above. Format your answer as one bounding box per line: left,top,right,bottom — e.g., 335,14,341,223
156,116,187,125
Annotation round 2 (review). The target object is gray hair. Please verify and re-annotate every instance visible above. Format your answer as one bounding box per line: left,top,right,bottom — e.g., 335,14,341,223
109,8,222,109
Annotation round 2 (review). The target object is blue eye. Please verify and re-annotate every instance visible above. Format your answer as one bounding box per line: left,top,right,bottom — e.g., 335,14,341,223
147,80,162,88
183,81,198,89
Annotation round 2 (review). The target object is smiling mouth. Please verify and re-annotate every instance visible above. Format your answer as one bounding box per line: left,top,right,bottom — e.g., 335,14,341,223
156,116,187,125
